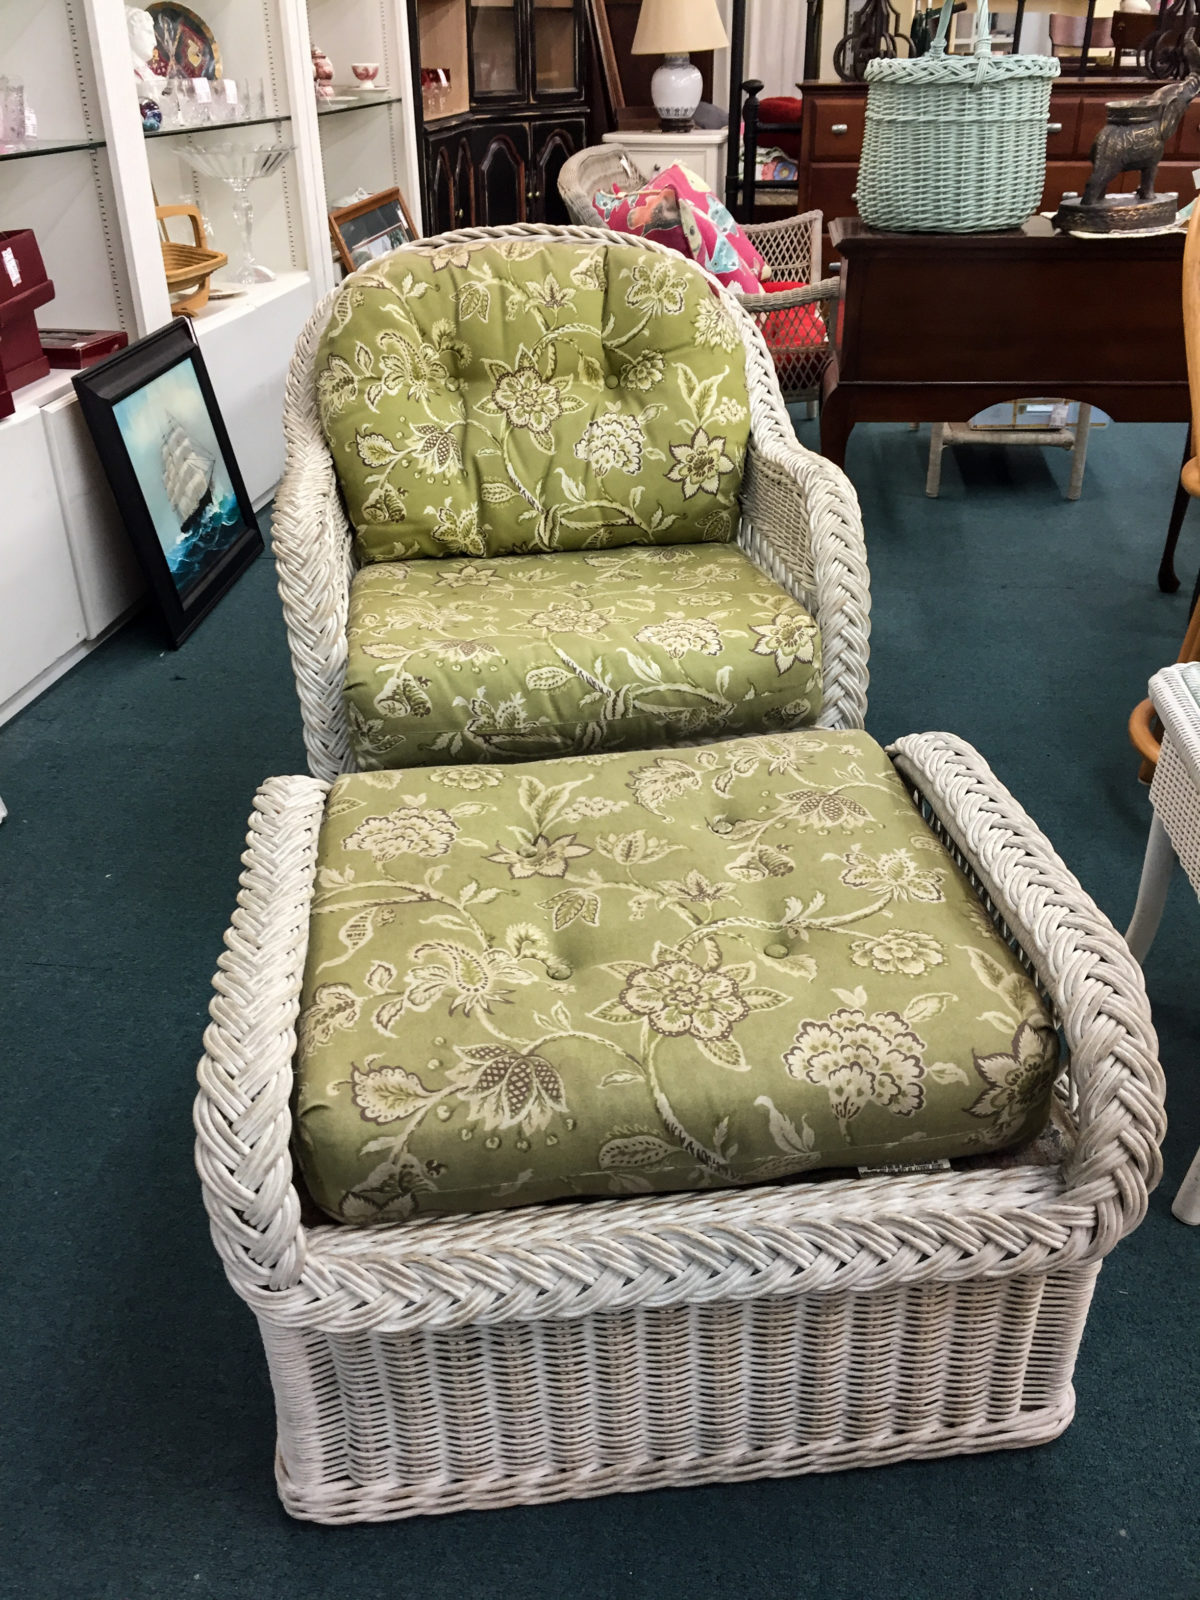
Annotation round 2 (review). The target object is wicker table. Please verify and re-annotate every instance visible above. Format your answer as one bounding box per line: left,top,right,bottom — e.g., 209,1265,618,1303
195,732,1163,1523
1126,661,1200,1222
819,217,1188,470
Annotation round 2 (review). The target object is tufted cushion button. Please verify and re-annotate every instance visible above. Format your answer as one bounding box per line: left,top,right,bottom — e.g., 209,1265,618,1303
603,373,619,389
445,377,460,392
546,961,573,981
764,942,789,959
711,819,734,835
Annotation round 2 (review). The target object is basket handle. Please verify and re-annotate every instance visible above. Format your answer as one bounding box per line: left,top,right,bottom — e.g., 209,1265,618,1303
929,0,993,61
931,0,955,53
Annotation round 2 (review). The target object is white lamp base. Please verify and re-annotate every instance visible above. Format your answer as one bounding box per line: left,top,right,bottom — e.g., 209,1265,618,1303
651,54,702,134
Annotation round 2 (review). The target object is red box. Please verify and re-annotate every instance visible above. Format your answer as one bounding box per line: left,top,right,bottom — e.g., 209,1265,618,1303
0,229,55,390
40,328,129,369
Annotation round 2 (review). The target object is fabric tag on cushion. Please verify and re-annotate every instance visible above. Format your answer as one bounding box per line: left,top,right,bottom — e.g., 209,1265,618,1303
316,237,751,561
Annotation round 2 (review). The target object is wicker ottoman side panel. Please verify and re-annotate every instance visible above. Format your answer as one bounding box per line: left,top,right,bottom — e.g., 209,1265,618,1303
263,1265,1098,1523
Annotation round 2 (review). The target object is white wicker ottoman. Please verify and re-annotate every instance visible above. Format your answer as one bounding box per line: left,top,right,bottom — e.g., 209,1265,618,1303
195,732,1164,1524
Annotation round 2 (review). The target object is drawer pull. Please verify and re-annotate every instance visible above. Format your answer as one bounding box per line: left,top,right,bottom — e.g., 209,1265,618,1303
831,122,849,134
1047,121,1063,134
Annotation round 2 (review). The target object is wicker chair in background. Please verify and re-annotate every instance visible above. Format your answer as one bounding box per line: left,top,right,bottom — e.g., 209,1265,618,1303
271,223,870,782
558,145,839,412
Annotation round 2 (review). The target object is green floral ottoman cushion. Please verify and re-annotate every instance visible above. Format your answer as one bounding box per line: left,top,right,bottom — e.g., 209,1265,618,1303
344,544,821,768
316,238,750,561
294,730,1060,1223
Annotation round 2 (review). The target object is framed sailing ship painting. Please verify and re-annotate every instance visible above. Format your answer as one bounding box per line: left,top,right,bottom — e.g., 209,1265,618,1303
73,320,261,646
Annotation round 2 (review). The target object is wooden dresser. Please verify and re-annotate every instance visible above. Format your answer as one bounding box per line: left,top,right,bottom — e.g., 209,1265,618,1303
796,77,1200,251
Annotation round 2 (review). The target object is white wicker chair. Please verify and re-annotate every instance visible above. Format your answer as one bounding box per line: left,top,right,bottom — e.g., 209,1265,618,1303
271,223,870,782
194,732,1164,1522
558,144,839,409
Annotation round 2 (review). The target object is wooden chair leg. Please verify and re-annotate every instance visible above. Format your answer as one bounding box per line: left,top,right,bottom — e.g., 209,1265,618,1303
1157,426,1192,593
1066,403,1092,500
926,422,946,497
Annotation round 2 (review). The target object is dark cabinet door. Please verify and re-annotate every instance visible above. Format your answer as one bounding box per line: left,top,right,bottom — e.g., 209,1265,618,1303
425,132,475,233
530,0,582,101
452,136,477,228
469,0,526,102
430,138,456,234
473,123,531,225
531,119,584,223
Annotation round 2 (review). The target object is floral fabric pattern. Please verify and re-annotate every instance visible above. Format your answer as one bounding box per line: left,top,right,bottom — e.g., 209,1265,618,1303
294,730,1060,1223
343,544,821,768
315,239,751,560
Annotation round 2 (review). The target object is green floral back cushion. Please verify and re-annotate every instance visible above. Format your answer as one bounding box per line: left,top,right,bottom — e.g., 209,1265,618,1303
315,238,751,561
294,730,1060,1224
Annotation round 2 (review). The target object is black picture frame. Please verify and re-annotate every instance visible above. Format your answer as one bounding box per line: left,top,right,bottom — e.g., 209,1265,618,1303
73,318,262,648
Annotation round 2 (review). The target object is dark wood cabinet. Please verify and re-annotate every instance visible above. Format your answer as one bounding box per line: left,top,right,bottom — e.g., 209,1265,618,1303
410,0,589,231
794,77,1199,257
473,124,530,224
428,131,478,232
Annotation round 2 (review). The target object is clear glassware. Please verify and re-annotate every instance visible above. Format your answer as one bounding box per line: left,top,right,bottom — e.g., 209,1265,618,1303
179,141,293,285
157,18,192,128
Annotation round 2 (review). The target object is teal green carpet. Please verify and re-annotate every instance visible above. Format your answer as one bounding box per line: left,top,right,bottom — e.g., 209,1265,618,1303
2,421,1199,1599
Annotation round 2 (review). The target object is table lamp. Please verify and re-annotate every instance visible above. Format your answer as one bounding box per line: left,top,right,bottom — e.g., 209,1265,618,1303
631,0,729,134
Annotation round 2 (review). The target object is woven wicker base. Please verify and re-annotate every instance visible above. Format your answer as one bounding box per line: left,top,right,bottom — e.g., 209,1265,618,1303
276,1400,1077,1522
264,1265,1096,1522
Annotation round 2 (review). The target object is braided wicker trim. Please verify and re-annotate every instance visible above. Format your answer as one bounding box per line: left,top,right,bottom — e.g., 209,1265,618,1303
194,736,1163,1335
270,223,871,779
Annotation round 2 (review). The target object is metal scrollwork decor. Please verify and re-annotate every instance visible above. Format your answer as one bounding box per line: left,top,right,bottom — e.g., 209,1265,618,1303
834,0,909,81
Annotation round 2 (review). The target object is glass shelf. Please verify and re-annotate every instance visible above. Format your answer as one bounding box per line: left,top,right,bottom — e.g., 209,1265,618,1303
0,135,106,164
317,91,406,118
146,111,292,142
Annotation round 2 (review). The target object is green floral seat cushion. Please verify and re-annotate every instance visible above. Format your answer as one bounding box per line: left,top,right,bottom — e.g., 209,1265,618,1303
315,238,751,560
294,729,1059,1223
344,544,821,768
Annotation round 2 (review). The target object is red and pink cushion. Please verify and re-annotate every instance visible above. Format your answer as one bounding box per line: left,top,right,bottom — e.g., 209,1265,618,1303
592,163,765,293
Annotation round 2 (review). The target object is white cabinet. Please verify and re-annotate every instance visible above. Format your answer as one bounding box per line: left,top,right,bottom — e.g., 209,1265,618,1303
0,405,87,714
0,0,426,723
601,128,728,195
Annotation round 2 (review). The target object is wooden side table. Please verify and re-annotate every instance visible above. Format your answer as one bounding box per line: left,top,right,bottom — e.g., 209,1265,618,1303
819,216,1189,470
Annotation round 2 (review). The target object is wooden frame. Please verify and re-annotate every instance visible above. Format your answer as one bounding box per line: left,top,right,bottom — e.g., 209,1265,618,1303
73,320,261,648
329,187,420,273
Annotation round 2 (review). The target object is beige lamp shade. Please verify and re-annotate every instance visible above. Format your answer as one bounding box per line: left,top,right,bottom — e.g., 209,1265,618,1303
631,0,729,55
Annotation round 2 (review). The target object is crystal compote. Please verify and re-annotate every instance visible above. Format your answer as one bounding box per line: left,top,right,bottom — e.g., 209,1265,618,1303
179,141,293,285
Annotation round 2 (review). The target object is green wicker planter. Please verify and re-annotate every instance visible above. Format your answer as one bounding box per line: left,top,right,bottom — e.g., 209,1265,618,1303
856,9,1059,234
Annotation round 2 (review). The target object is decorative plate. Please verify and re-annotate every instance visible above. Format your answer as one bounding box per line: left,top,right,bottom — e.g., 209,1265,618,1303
148,3,222,80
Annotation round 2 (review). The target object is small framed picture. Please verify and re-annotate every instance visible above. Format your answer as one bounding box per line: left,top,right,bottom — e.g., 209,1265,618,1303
329,186,418,273
73,319,262,648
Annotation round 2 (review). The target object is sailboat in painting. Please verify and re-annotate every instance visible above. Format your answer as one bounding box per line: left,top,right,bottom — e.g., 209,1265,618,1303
160,415,242,588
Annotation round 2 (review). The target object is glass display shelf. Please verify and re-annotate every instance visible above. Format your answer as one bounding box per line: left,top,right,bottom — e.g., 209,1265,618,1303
317,90,406,118
0,134,106,163
146,111,293,142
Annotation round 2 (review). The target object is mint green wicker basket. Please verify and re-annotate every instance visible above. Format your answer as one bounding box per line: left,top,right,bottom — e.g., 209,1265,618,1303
856,0,1059,233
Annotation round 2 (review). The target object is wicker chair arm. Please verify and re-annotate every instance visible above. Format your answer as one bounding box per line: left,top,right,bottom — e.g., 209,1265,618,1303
194,777,329,1297
273,292,357,782
742,209,823,279
740,431,870,732
888,732,1166,1252
737,276,840,316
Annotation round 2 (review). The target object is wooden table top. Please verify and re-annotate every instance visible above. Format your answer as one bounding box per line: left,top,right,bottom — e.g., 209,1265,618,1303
830,214,1187,258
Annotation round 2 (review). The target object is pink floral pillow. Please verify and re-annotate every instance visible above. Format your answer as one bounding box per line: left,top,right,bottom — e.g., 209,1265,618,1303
592,163,765,293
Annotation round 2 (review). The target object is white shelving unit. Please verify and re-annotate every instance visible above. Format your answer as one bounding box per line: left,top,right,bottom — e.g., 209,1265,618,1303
0,0,424,724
